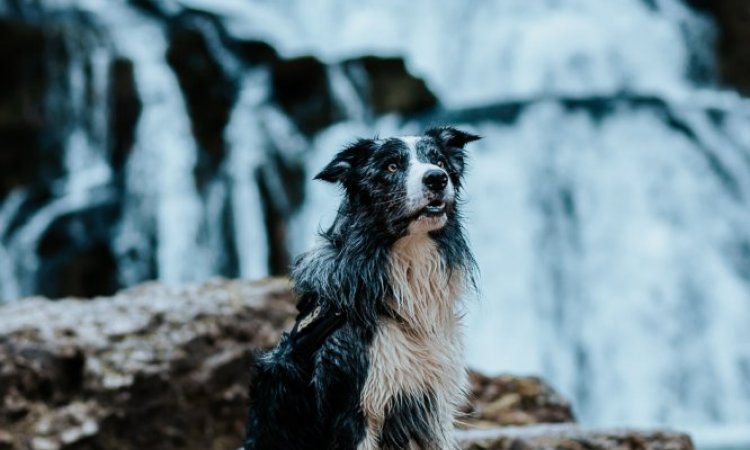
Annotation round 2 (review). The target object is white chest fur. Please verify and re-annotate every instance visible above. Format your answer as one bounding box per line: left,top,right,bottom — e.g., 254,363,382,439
359,235,467,449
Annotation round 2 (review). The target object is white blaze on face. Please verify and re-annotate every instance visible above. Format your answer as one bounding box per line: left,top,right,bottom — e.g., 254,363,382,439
398,136,454,234
400,136,429,211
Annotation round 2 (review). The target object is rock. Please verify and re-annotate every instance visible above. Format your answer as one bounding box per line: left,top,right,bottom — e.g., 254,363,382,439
232,40,279,66
166,13,238,190
457,425,695,450
686,0,750,94
0,278,693,450
34,195,122,299
0,17,66,200
461,371,576,428
268,54,440,136
343,56,439,115
0,278,296,450
270,56,344,136
108,57,142,173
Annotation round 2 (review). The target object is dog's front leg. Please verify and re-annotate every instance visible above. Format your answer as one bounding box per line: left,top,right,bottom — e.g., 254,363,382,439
312,325,371,449
243,334,323,450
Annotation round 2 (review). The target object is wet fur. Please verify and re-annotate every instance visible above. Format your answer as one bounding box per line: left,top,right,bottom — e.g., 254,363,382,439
243,127,480,450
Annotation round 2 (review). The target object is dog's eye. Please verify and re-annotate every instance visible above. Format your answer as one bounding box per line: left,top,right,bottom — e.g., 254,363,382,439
436,160,446,169
386,163,399,173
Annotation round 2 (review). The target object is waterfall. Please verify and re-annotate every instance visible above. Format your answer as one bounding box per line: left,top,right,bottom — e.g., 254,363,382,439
272,0,750,437
104,6,210,284
460,96,750,428
225,70,273,280
1,0,749,444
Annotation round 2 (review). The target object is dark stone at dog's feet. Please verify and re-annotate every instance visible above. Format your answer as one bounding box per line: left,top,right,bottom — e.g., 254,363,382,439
461,371,576,428
458,425,695,450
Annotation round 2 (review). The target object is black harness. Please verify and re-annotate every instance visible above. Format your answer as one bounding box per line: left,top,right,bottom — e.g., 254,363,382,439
287,295,408,360
288,296,346,358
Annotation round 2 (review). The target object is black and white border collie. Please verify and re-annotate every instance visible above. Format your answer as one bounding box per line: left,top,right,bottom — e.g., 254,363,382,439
244,127,481,450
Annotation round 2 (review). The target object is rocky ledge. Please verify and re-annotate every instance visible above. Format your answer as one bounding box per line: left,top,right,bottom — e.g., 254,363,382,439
458,425,694,450
0,279,694,450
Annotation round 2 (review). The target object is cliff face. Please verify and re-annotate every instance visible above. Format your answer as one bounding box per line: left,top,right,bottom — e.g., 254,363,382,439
0,279,692,450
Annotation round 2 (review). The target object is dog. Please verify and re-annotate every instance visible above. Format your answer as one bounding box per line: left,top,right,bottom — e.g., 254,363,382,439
243,126,480,450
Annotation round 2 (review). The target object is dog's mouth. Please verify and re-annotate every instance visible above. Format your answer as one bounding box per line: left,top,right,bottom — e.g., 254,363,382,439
407,198,450,233
421,199,446,217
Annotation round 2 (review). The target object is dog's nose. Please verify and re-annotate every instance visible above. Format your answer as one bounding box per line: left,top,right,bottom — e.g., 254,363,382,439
423,170,448,191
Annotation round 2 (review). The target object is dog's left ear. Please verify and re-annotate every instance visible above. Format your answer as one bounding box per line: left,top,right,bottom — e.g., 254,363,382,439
426,126,481,149
314,138,374,184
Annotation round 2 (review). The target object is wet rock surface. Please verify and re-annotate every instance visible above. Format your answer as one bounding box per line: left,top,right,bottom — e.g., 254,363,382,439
270,56,343,136
0,16,67,200
458,425,694,450
0,278,296,450
0,279,694,450
166,12,237,188
343,56,439,116
687,0,750,94
461,371,576,428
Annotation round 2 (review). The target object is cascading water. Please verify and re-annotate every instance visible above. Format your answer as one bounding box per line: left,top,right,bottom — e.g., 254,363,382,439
263,0,750,442
225,71,271,281
1,0,749,446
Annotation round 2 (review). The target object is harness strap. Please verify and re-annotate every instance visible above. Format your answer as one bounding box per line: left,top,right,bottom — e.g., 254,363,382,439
289,300,345,358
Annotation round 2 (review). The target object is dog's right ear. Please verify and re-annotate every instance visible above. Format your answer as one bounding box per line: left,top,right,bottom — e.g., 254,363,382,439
314,139,374,184
426,126,481,149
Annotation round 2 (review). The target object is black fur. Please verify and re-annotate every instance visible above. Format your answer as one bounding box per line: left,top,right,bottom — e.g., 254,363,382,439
380,393,440,450
243,126,480,450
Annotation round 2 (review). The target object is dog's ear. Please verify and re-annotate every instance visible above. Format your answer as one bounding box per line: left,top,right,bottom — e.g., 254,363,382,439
314,139,374,184
426,126,481,149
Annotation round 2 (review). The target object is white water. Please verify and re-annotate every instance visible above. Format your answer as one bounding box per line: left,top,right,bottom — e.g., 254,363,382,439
179,0,712,105
1,0,749,442
107,7,212,284
225,71,271,280
291,97,750,431
465,102,750,427
272,0,750,436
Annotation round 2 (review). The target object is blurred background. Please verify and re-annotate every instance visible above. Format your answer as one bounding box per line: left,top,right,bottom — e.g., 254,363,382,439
1,0,750,447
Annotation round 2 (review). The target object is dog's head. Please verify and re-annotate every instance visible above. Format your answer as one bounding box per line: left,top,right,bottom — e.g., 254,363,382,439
315,126,481,236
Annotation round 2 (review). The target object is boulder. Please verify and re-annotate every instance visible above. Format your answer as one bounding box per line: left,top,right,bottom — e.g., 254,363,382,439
461,371,575,428
0,278,694,450
0,278,296,450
